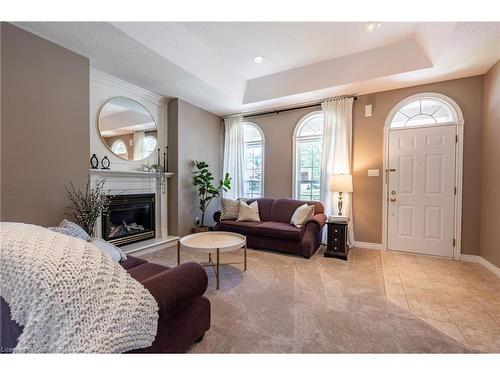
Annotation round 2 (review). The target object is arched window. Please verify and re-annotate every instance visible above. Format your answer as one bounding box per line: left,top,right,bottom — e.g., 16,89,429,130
110,139,128,159
243,122,264,198
144,135,157,155
293,112,324,201
390,97,456,128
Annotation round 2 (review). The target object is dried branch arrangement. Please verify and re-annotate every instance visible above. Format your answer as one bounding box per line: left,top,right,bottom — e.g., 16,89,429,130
65,177,110,237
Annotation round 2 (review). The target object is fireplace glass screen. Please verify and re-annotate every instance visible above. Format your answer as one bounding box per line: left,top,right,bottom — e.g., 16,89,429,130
102,194,155,246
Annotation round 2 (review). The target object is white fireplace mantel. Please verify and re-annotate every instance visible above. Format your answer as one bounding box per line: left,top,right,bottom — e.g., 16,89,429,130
90,169,178,255
89,169,174,178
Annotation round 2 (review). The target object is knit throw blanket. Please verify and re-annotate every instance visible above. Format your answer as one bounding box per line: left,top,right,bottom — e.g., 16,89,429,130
0,222,158,353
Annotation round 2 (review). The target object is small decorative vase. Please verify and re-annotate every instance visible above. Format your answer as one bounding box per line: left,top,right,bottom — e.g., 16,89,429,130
90,154,99,169
101,156,111,170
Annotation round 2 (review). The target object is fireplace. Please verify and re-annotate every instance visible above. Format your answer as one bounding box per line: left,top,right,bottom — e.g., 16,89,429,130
102,194,155,246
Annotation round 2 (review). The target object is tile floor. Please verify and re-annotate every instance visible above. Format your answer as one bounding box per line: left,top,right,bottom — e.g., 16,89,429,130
380,250,500,352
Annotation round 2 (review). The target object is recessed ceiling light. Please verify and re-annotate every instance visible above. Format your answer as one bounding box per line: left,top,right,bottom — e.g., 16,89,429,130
253,56,264,64
366,22,382,32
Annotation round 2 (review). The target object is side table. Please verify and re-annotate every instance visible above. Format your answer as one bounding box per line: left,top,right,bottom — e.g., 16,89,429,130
324,221,349,260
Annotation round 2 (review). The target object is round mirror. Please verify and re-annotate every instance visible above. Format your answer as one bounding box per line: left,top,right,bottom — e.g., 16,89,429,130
98,97,158,161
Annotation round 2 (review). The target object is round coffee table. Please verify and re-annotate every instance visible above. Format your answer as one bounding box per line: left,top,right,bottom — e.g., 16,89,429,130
177,231,247,290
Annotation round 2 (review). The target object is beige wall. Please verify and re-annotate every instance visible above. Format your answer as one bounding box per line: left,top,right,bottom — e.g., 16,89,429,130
252,75,484,255
1,23,90,226
168,99,223,236
167,99,180,235
480,61,500,267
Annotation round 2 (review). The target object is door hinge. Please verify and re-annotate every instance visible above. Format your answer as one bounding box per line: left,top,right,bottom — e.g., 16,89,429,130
453,238,456,247
454,187,457,195
456,135,458,143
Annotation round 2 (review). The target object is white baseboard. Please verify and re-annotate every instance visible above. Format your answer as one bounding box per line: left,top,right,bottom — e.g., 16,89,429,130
352,241,384,250
460,254,500,277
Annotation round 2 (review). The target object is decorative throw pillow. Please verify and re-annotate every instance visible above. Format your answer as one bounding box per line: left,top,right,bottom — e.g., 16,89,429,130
220,198,240,220
89,238,127,262
290,204,315,228
237,200,260,222
48,226,82,238
49,219,91,241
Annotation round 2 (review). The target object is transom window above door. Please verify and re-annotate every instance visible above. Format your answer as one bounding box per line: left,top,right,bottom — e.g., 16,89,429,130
243,122,264,198
293,112,324,201
390,97,456,128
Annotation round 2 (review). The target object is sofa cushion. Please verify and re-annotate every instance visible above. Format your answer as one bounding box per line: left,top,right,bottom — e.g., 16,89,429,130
247,198,274,222
220,198,240,220
290,204,315,228
255,221,303,240
120,255,148,270
269,199,324,223
90,238,127,262
237,200,260,222
127,263,170,283
217,220,260,236
48,219,91,241
269,199,307,223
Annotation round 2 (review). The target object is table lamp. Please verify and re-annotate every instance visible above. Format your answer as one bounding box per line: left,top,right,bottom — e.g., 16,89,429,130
330,174,353,216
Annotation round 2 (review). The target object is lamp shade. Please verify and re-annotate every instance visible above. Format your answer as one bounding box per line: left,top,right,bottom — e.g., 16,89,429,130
330,174,353,193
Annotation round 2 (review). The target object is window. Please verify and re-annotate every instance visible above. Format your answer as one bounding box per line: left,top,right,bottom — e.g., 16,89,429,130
243,123,264,198
293,112,323,201
110,139,128,159
144,135,157,155
390,97,455,128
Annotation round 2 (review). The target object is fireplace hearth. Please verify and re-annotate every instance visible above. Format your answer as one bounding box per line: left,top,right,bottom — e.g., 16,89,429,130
102,194,155,246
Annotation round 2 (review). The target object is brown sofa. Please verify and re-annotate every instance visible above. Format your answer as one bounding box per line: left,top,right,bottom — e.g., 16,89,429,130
0,255,210,353
213,198,326,258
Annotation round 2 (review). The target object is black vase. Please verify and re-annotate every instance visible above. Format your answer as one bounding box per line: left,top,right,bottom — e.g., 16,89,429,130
101,156,111,170
90,154,99,169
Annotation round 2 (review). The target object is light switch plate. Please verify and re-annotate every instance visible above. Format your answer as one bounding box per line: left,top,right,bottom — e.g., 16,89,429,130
368,169,379,177
365,104,373,117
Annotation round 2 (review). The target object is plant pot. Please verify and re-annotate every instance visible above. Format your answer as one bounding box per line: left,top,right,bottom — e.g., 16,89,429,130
193,226,209,233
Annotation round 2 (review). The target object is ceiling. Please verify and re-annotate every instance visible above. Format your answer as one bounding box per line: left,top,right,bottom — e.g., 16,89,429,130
14,22,500,116
179,22,419,79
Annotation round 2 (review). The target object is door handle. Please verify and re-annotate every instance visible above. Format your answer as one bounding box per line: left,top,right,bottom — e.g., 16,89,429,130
390,198,396,202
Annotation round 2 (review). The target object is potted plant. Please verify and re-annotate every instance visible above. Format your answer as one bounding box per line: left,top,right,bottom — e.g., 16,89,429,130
193,160,230,232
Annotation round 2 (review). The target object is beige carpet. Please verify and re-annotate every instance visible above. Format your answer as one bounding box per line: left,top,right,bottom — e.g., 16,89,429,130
142,246,470,353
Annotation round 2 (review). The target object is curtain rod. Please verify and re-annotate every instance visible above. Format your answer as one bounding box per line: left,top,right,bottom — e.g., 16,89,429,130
241,95,357,119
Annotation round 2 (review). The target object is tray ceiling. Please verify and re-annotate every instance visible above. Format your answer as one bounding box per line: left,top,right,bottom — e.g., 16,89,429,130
14,22,500,116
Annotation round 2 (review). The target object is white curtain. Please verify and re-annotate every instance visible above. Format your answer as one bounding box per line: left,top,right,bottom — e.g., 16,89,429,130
223,115,245,199
320,97,354,245
133,131,147,160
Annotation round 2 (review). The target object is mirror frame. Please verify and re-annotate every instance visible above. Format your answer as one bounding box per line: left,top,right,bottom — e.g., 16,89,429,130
97,96,158,162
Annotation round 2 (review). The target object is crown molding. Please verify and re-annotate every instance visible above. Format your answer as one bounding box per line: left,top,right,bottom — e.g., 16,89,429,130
90,67,169,106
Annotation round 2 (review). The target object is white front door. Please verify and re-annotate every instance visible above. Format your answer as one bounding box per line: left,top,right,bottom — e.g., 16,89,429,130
387,125,456,257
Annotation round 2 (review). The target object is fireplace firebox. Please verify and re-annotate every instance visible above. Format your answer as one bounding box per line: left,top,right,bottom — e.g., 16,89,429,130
102,194,155,246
